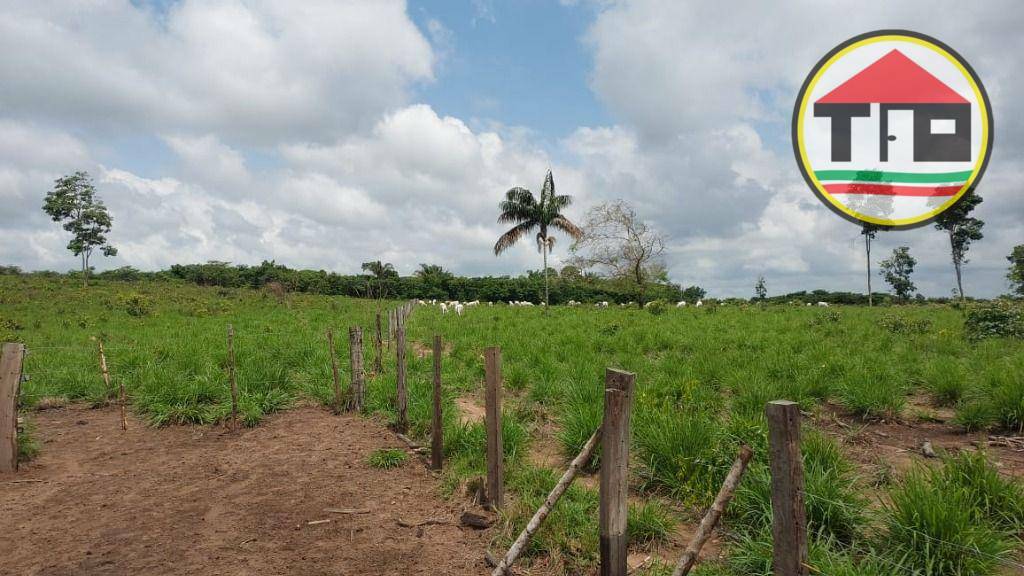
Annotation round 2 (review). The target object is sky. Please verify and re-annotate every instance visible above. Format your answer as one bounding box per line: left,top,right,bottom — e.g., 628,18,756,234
0,0,1022,297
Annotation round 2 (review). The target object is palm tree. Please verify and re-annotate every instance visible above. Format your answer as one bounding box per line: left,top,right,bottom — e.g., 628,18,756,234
494,170,583,307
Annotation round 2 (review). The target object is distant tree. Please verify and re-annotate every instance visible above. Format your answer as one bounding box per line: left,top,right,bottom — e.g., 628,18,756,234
559,265,583,282
494,170,583,307
879,246,917,302
42,171,117,286
934,192,984,302
570,199,666,306
861,224,879,306
1008,245,1024,297
754,275,767,301
681,285,706,302
361,260,397,301
414,263,453,298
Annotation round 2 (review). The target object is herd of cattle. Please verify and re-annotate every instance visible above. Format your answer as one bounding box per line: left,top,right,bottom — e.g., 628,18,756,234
417,298,833,315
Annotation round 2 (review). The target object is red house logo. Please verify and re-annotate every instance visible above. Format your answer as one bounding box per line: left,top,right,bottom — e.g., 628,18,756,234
794,31,992,229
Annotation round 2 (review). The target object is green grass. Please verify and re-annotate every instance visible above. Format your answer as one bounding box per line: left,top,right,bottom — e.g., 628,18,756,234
4,276,1024,575
367,448,408,469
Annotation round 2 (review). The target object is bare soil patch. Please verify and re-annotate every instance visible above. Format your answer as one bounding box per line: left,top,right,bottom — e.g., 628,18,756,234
455,396,486,424
0,405,488,576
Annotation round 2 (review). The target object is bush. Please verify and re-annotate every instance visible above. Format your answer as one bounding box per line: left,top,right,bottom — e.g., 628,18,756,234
646,300,668,316
120,293,154,317
964,300,1024,341
880,313,932,335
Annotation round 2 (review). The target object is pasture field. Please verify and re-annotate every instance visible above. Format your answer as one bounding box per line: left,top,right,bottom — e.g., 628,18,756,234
3,274,1024,575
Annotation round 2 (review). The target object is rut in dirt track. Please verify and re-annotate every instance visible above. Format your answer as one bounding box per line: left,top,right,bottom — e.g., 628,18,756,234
0,405,488,576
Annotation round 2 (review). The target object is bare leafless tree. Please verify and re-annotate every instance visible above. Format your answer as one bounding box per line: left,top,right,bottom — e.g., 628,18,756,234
570,200,666,306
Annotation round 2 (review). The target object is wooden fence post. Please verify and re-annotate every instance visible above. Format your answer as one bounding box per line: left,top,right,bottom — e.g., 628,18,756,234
1,343,25,473
431,334,443,471
374,311,383,374
766,400,808,576
327,329,342,414
227,325,239,429
98,341,126,431
484,346,503,510
600,368,635,576
349,327,364,411
395,311,408,433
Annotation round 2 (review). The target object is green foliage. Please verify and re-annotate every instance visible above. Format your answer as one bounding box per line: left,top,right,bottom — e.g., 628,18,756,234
41,171,118,282
645,299,668,315
964,300,1024,341
1007,244,1024,297
120,292,154,317
882,467,1017,576
880,246,917,301
880,313,932,335
367,448,408,469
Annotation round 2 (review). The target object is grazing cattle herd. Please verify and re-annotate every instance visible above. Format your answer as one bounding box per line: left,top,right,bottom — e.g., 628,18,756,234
417,298,726,312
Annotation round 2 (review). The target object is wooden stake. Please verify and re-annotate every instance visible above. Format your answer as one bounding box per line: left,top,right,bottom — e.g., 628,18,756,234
349,326,364,411
373,311,383,374
766,400,808,576
672,445,754,576
484,346,503,510
431,334,443,471
227,324,239,429
98,340,126,431
97,339,111,399
0,343,25,473
491,426,601,576
395,311,407,434
327,329,342,414
600,368,635,576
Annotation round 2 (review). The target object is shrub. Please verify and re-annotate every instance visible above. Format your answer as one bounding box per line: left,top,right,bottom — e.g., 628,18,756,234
646,300,668,316
809,310,841,326
880,313,932,335
964,300,1024,341
120,292,154,317
367,448,407,469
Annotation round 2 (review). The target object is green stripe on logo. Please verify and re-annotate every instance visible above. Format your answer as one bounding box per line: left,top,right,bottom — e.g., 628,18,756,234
814,170,973,184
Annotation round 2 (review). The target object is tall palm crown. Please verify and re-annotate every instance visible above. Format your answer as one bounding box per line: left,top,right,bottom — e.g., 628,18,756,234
494,170,583,306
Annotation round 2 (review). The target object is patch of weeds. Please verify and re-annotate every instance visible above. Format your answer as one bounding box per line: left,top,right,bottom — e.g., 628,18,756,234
880,313,932,335
964,300,1024,341
367,448,407,469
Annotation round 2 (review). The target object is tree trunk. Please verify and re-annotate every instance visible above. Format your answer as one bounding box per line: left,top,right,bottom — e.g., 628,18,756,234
542,241,549,309
866,234,872,307
951,230,965,304
82,252,88,287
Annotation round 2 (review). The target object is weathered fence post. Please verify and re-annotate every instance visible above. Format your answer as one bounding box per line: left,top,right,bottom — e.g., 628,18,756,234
395,310,408,433
484,346,503,510
387,309,394,351
327,329,342,414
97,339,111,399
227,325,239,429
600,368,635,576
349,326,364,411
374,311,383,374
431,334,443,471
766,400,808,576
1,343,25,473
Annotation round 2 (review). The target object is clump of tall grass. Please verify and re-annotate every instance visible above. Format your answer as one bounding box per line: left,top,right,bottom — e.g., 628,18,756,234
934,450,1024,532
838,366,906,420
367,448,407,469
955,367,1024,433
881,466,1017,576
922,358,967,407
634,407,722,500
17,417,40,462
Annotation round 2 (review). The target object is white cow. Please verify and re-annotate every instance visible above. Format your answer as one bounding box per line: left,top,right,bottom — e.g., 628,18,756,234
676,301,687,307
817,301,830,307
466,300,480,307
455,303,464,316
440,302,449,314
695,300,703,307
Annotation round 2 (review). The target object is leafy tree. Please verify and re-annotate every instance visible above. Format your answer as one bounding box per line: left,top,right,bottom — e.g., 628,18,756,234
42,171,117,286
754,275,767,301
494,170,583,307
681,285,706,302
879,246,917,302
559,265,582,281
570,199,666,306
1008,245,1024,297
934,192,984,302
361,260,397,301
414,263,454,298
